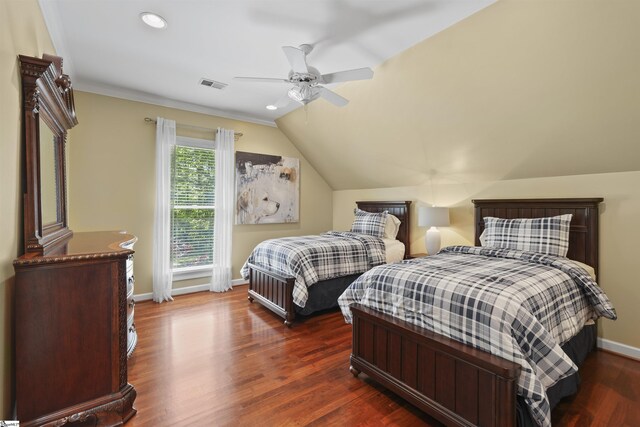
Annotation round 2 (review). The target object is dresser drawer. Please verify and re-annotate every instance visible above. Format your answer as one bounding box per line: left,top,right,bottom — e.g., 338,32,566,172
127,291,135,322
126,272,135,295
127,309,135,332
127,321,137,356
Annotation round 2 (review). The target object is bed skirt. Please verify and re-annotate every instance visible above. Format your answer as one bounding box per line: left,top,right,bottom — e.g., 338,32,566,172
294,273,361,316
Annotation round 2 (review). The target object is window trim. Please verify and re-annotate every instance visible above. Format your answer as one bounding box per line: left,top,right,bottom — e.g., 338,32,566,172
172,264,213,281
171,135,216,274
176,135,214,149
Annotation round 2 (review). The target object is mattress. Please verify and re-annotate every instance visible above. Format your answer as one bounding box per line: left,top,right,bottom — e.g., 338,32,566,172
568,259,596,280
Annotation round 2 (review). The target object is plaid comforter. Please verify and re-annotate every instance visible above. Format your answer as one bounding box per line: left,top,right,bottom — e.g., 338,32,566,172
338,246,616,427
241,232,386,307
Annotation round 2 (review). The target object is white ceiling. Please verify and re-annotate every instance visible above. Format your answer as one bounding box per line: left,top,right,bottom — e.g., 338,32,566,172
39,0,494,126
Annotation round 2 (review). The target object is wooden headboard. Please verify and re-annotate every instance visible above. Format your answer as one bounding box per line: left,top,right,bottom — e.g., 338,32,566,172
473,198,603,274
356,201,412,259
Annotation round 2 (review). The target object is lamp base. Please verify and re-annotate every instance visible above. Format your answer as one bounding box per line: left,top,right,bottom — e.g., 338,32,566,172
425,227,441,256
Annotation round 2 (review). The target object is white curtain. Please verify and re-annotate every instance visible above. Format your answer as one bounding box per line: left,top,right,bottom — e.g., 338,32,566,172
152,117,175,303
210,128,235,292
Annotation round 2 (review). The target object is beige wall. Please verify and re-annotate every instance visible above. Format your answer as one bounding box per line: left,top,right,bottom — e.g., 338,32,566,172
333,170,640,349
67,92,333,295
0,0,56,418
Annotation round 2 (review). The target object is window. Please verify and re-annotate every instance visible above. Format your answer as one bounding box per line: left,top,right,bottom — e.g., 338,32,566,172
170,137,215,274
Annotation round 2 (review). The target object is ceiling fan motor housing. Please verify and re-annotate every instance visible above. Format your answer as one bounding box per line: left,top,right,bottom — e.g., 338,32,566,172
288,66,320,85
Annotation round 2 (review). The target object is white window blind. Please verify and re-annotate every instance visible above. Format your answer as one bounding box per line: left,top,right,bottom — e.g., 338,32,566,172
170,143,215,270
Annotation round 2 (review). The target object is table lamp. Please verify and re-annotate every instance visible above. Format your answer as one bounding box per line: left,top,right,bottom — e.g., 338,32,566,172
418,206,450,255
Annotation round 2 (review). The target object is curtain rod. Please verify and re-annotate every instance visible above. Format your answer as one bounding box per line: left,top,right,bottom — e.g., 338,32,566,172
144,117,243,140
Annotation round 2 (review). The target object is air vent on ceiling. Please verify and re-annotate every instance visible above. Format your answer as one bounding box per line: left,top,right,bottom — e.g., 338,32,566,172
199,78,228,90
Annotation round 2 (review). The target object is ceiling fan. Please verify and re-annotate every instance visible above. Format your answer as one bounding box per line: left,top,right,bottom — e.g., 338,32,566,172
234,44,374,108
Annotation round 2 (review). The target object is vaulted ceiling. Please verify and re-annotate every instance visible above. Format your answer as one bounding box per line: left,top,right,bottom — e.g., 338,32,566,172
41,1,640,191
276,1,640,190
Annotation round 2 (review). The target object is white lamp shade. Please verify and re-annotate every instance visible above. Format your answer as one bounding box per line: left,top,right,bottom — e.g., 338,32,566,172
418,206,450,227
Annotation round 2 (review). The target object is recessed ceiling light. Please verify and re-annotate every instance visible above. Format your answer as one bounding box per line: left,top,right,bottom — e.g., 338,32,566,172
266,105,278,110
140,12,167,29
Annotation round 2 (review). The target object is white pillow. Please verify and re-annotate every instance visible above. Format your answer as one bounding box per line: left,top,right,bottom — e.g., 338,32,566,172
479,229,487,246
384,214,401,240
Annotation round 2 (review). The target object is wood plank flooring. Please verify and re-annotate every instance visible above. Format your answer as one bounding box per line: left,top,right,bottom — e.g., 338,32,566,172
128,287,640,426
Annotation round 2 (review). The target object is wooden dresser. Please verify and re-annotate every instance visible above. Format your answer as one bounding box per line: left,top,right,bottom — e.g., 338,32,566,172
14,231,138,426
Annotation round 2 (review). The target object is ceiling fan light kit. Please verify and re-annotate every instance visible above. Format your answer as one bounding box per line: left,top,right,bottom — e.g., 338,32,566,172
288,84,316,104
234,44,374,108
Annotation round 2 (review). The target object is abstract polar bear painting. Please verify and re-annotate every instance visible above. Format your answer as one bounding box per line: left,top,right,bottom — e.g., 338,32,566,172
235,151,300,224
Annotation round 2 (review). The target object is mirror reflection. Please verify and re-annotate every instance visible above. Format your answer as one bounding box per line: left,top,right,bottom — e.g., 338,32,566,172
39,117,59,226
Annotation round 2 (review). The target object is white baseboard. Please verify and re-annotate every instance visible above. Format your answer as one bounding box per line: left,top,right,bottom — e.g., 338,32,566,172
135,278,248,302
597,338,640,360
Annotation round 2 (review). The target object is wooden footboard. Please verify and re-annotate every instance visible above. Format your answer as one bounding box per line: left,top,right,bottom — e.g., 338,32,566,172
349,304,521,427
247,263,296,326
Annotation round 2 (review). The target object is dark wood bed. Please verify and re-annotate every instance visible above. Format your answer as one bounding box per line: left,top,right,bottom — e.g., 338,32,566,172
247,200,412,326
349,198,603,427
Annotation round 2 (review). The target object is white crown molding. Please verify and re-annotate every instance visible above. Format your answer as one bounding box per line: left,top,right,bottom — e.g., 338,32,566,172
39,0,75,77
598,337,640,361
135,279,248,302
74,80,277,127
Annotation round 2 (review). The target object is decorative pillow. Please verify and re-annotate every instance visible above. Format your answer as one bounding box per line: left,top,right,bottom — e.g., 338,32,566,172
384,214,401,240
483,214,573,257
351,208,388,238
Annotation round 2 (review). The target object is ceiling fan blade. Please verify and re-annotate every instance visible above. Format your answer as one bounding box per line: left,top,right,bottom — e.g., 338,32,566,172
315,86,349,107
282,46,309,73
321,67,374,84
234,76,289,83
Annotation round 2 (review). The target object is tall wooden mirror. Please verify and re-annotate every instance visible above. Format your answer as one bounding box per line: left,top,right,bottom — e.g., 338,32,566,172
19,54,78,255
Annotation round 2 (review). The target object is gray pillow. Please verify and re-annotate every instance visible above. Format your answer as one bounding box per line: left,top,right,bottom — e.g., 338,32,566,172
483,214,572,257
351,208,388,238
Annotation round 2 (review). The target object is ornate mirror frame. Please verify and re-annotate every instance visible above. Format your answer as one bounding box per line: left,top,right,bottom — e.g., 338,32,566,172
19,54,78,255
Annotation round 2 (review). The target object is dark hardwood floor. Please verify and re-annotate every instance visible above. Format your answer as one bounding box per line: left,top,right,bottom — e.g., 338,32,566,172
128,287,640,426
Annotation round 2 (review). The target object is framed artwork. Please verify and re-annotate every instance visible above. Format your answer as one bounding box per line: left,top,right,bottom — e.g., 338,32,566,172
235,151,300,224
